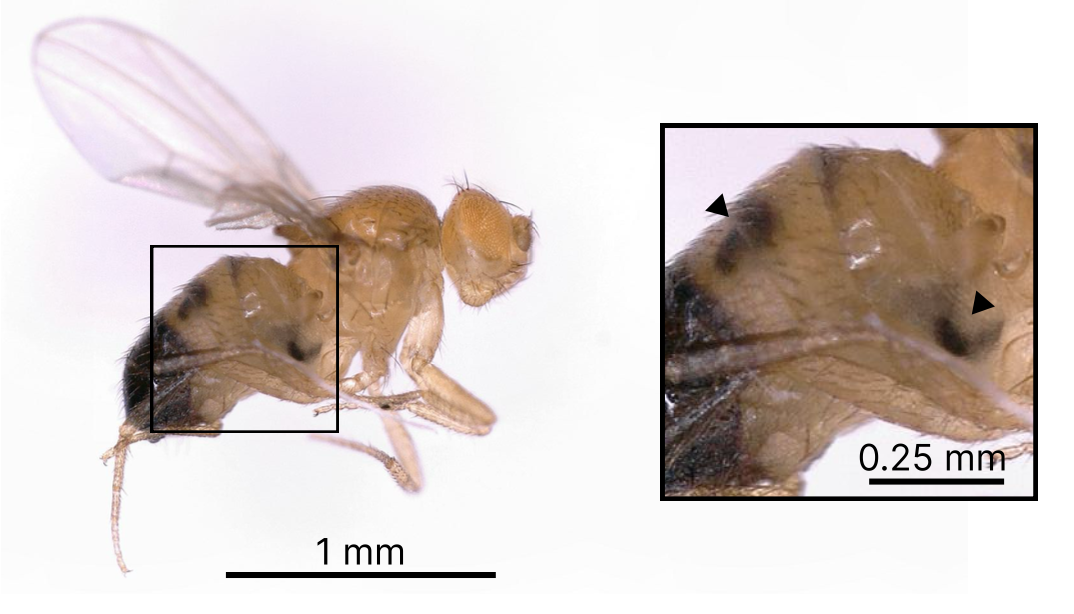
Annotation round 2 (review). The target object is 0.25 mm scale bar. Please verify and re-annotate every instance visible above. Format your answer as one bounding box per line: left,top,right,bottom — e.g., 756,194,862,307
869,478,1004,485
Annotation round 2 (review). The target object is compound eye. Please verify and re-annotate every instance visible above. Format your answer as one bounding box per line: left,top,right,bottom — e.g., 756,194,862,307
442,188,532,306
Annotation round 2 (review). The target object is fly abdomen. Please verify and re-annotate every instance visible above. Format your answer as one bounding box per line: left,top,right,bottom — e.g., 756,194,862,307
663,263,754,493
122,318,199,434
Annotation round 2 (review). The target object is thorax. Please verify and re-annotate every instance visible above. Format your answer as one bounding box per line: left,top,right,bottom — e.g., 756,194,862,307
289,186,446,361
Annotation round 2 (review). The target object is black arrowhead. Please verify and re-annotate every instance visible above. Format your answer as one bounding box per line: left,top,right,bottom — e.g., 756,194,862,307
971,291,994,314
706,194,728,217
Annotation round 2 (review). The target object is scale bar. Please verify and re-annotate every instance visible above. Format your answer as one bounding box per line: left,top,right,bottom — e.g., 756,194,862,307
226,571,495,579
869,478,1004,485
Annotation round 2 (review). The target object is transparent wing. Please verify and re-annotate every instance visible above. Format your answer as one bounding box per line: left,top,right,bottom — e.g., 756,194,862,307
33,18,335,238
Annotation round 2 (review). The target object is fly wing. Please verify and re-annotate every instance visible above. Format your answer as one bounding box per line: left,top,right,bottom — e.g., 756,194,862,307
33,18,335,239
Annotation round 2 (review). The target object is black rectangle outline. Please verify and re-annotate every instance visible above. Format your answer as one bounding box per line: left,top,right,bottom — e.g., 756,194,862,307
660,123,1037,501
225,571,496,579
150,244,340,434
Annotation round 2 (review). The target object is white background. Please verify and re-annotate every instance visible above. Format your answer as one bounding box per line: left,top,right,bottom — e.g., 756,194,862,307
665,127,1034,497
1,0,1070,610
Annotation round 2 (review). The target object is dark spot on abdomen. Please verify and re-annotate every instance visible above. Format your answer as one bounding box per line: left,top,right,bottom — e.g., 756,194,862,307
284,333,322,363
932,314,1004,359
714,197,777,274
176,280,210,320
715,230,745,274
934,316,971,356
287,340,305,361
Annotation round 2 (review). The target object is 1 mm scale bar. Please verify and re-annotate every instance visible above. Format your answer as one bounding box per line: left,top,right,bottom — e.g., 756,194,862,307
226,571,496,579
869,478,1004,485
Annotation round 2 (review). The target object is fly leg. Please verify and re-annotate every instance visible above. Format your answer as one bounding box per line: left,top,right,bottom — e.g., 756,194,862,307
994,440,1034,462
398,290,497,436
311,391,421,415
316,353,409,416
189,346,427,490
313,413,423,492
156,343,391,411
340,353,388,395
101,420,222,574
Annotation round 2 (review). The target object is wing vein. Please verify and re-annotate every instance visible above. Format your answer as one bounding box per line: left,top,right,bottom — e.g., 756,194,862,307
36,64,234,186
41,37,241,173
134,33,269,177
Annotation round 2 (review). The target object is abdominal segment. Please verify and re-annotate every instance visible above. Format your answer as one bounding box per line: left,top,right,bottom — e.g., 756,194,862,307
663,265,866,493
122,318,199,433
663,264,753,491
